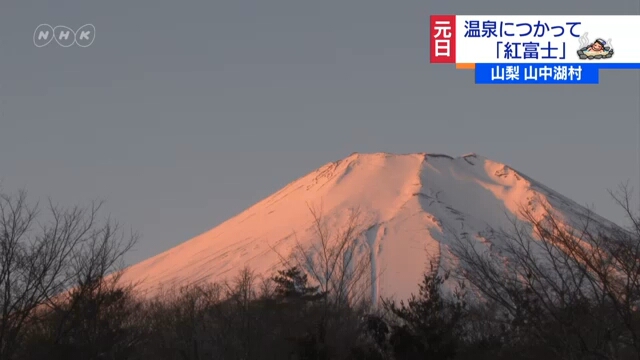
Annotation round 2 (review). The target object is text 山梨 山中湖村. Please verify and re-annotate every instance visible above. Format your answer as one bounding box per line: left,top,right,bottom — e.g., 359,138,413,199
490,64,583,82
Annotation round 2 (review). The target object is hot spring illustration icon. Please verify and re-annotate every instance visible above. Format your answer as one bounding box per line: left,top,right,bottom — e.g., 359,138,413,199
577,33,614,60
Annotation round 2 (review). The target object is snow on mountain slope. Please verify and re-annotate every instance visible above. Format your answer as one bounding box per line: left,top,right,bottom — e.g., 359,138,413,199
118,152,615,303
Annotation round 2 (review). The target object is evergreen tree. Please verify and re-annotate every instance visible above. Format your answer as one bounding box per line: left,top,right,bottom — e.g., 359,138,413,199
384,271,466,360
272,267,325,302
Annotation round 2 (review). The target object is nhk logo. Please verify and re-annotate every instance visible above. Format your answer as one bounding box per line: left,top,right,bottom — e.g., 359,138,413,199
33,24,96,48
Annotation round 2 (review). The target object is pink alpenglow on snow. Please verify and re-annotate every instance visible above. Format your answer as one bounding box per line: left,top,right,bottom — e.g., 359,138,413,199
118,152,615,303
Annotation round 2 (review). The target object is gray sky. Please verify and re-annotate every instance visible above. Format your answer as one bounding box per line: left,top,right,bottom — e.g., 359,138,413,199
1,0,639,265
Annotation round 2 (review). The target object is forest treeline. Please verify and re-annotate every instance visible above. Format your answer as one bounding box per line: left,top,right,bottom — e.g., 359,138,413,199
1,187,640,360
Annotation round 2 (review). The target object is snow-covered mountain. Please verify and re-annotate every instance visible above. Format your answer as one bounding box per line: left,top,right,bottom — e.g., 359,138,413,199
118,152,615,302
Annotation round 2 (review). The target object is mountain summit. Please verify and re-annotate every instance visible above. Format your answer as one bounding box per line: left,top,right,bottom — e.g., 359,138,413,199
119,152,612,302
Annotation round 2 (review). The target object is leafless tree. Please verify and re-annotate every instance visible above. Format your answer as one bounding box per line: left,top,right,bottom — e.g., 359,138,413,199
0,189,137,360
450,185,640,360
141,282,225,360
273,204,373,309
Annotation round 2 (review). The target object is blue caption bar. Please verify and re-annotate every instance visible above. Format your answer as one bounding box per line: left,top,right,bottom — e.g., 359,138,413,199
475,63,640,84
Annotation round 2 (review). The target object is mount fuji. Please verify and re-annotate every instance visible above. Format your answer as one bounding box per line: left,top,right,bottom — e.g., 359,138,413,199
118,152,615,303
